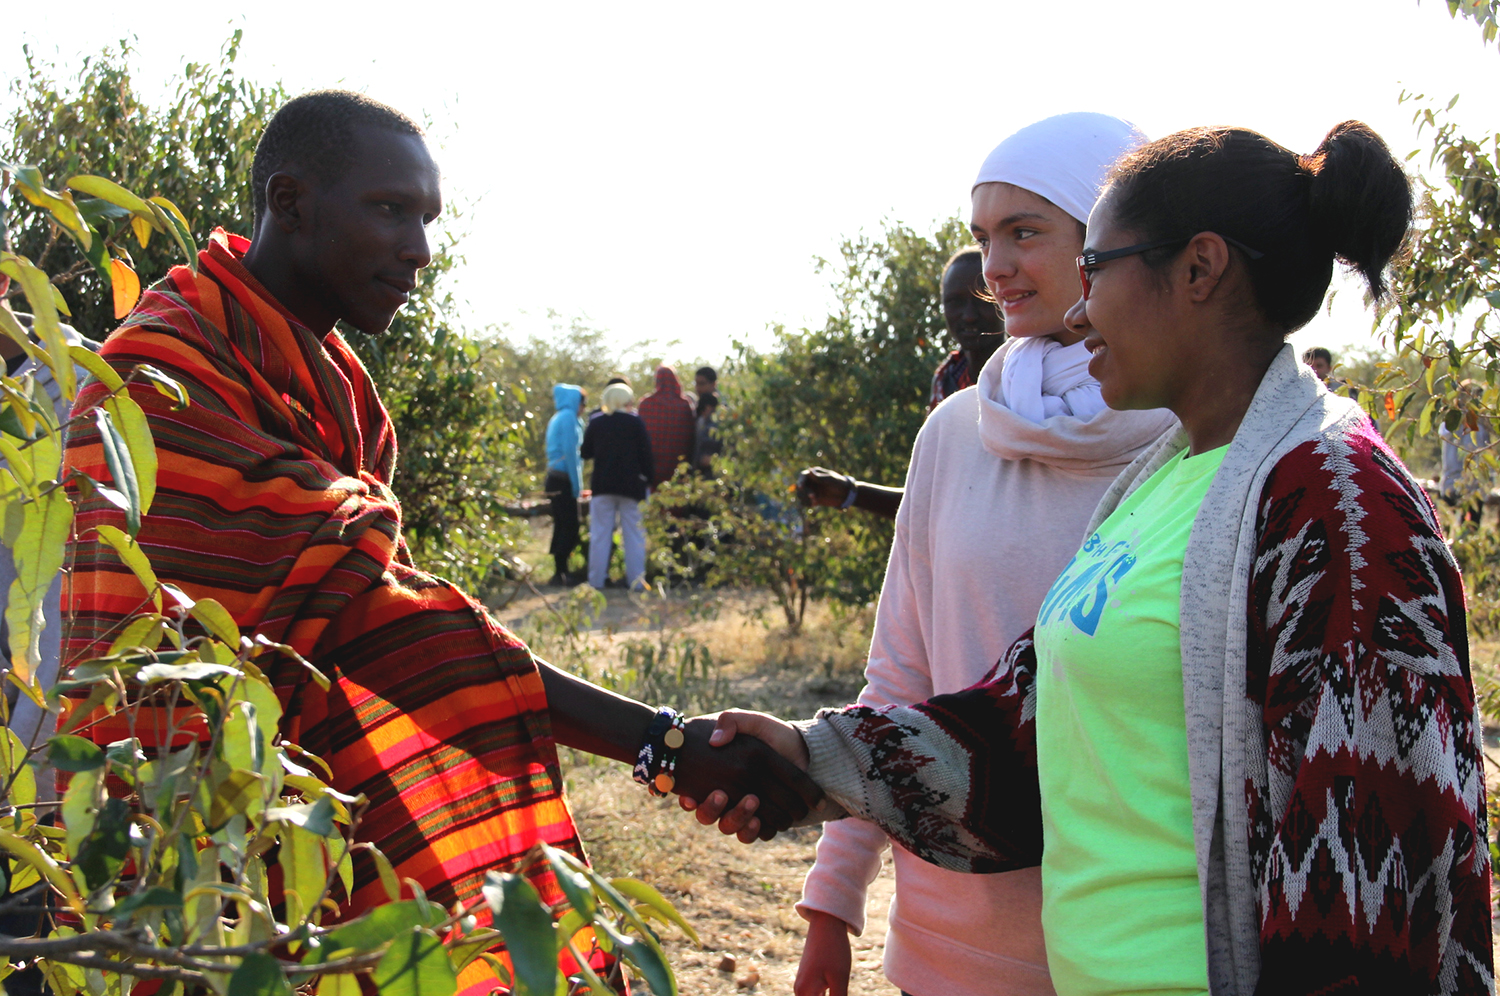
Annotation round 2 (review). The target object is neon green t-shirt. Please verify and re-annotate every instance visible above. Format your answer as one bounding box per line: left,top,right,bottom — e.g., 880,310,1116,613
1032,444,1228,996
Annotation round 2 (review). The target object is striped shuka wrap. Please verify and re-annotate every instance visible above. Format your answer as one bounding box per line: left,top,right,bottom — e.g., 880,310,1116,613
62,229,588,994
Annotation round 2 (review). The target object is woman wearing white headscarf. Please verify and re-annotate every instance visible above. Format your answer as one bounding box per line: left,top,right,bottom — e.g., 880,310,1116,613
787,114,1176,996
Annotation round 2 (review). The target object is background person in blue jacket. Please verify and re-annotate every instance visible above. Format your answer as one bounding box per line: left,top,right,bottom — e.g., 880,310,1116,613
544,383,586,584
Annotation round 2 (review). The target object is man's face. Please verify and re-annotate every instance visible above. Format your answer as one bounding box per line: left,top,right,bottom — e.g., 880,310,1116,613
1307,356,1331,380
289,125,442,334
695,374,715,396
941,256,1002,352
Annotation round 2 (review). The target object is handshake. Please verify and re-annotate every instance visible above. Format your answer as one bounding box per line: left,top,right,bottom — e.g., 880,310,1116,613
669,711,818,843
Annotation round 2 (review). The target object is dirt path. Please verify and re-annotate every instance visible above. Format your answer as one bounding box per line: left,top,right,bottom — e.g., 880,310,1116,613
564,760,899,995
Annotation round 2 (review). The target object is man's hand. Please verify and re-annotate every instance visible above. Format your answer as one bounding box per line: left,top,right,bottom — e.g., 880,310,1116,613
796,467,855,508
796,910,854,996
671,715,820,843
678,711,812,842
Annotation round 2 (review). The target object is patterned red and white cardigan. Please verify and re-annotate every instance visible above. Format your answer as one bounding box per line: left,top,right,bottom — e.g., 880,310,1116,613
796,347,1494,994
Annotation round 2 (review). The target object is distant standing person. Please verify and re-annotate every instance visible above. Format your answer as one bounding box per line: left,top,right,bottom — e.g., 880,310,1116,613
694,365,718,401
581,382,654,591
590,376,629,421
929,246,1005,410
639,365,696,486
694,393,721,477
1301,345,1334,382
543,383,585,585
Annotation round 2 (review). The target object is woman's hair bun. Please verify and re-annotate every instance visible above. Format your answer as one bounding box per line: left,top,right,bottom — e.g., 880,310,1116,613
1303,121,1413,299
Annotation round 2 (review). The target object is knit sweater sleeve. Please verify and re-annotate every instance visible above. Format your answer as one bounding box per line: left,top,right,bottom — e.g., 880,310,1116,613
798,631,1042,874
1246,430,1493,993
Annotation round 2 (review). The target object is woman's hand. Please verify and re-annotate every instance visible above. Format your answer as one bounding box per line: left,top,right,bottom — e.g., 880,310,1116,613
795,910,854,996
671,715,820,842
679,710,812,842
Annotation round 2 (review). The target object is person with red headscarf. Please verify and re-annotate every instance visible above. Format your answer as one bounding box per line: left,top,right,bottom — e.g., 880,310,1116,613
637,365,696,487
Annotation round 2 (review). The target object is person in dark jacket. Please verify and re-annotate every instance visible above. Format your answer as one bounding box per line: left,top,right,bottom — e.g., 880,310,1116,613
581,381,654,590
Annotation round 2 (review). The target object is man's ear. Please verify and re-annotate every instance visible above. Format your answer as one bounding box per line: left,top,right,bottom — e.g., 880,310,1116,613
1181,231,1231,304
264,172,308,234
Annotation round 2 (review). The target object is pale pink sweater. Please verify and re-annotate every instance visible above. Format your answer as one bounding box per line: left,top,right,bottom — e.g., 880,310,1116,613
797,341,1175,996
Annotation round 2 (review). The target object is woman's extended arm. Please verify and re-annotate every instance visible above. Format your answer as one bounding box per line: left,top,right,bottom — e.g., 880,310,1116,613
696,633,1043,872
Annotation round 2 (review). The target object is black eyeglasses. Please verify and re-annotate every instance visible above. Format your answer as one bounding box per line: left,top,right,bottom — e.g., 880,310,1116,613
1076,235,1265,300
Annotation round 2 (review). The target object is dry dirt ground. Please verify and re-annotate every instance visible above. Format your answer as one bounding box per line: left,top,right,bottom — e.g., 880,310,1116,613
562,760,898,996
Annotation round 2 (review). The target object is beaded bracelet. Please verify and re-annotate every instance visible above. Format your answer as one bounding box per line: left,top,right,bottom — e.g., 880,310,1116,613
632,707,687,797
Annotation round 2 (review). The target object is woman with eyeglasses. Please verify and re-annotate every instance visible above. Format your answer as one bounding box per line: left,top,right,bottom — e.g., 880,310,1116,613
694,122,1492,994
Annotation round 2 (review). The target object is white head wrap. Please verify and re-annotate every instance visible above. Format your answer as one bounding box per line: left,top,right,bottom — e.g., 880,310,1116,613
971,111,1147,224
974,112,1147,424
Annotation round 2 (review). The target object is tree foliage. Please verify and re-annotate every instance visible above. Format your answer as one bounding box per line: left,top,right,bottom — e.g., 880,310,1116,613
2,32,283,338
698,217,973,610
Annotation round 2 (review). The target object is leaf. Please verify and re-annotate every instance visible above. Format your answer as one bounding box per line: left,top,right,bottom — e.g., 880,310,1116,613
481,871,559,996
266,795,337,837
93,523,161,610
191,597,241,645
226,952,291,996
132,364,191,409
105,392,156,514
137,660,237,683
13,175,91,250
74,796,132,892
0,253,75,400
111,885,183,918
561,852,674,994
5,488,73,680
316,973,360,996
92,407,140,535
279,824,327,929
609,878,700,946
304,900,445,963
0,729,36,807
0,828,85,915
131,216,153,249
371,928,457,996
540,846,595,920
147,199,196,272
109,258,141,319
64,175,155,220
596,916,674,996
109,613,166,656
75,197,134,227
209,769,264,828
223,700,264,774
70,345,123,392
47,734,105,772
357,841,402,902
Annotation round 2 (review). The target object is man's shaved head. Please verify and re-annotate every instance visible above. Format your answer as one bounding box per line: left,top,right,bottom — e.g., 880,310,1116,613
251,90,423,224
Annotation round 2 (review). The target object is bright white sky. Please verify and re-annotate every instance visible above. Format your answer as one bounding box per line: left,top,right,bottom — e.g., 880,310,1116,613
4,0,1497,368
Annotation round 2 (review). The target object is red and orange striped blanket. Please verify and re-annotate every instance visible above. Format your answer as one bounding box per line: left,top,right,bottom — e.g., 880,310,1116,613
63,229,584,991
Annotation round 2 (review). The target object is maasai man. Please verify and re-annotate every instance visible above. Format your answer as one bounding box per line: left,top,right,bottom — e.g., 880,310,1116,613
928,245,1004,411
61,90,818,983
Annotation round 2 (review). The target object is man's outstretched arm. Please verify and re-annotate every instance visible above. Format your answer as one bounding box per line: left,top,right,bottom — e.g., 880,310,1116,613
536,659,823,839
